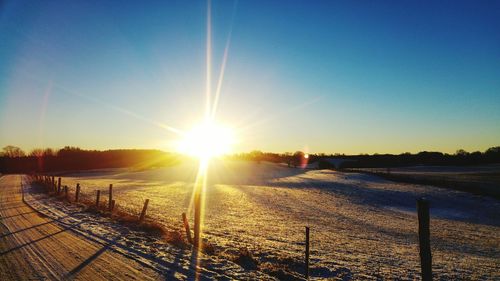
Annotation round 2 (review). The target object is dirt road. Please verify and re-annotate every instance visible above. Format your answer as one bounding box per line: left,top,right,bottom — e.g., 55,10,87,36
0,175,161,280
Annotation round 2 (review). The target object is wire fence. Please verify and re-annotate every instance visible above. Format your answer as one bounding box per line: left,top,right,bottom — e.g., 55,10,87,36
28,173,433,281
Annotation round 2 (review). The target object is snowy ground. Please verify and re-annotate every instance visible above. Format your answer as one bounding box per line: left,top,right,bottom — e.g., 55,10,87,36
53,160,500,280
351,165,500,199
354,164,500,174
23,177,273,280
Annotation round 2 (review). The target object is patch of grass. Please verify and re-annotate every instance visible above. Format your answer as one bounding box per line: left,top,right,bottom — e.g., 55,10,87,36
221,247,258,270
83,198,191,248
236,248,258,270
259,262,305,280
29,178,191,248
199,240,217,255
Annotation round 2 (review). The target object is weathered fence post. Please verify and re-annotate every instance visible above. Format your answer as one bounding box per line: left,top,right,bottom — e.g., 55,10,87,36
21,180,25,203
75,184,80,202
417,198,432,281
305,226,310,279
139,199,150,223
108,184,113,211
96,190,101,208
182,213,193,244
110,200,115,213
57,177,61,194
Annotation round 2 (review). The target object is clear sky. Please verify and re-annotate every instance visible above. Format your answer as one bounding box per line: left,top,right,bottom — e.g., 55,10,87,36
1,0,499,154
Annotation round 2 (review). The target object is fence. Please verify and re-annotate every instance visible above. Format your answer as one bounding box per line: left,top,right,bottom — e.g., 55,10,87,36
29,174,147,223
28,174,433,280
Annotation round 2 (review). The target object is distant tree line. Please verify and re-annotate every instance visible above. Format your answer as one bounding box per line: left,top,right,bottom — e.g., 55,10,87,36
0,146,180,173
1,145,499,173
228,146,500,169
338,147,500,168
226,150,317,167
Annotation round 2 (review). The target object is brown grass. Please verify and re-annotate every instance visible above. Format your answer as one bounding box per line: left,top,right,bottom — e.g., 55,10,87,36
230,248,258,270
30,177,191,248
259,262,305,281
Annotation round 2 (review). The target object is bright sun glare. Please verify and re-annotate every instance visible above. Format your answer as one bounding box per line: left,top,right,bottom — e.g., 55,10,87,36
177,121,234,159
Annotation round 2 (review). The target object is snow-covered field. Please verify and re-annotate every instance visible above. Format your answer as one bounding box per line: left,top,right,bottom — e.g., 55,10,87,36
53,160,499,280
354,164,500,174
351,165,500,199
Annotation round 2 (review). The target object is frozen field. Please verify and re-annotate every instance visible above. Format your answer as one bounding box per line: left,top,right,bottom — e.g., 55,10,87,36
351,165,500,199
59,160,500,280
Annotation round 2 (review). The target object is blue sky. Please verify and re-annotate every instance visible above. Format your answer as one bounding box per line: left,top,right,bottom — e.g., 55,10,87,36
1,0,499,154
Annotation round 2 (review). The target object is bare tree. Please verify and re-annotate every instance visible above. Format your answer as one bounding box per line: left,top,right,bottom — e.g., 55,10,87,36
2,145,26,157
30,148,57,157
29,148,45,157
43,148,56,156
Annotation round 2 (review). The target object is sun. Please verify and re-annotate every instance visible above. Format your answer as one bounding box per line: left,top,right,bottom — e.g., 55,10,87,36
177,121,235,160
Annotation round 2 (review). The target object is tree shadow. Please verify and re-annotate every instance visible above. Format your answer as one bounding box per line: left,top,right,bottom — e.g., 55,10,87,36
0,210,37,219
0,221,85,255
0,214,71,238
64,236,120,278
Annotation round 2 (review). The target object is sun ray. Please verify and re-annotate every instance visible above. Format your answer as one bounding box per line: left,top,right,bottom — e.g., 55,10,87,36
210,0,238,120
210,38,230,120
233,95,324,134
14,68,184,136
205,0,212,121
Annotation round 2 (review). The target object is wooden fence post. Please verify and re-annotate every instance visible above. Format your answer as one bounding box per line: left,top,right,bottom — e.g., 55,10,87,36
21,180,25,203
305,226,310,279
417,198,432,281
139,199,149,222
110,200,115,213
75,184,80,202
57,177,61,195
182,213,193,244
96,190,101,208
108,184,113,211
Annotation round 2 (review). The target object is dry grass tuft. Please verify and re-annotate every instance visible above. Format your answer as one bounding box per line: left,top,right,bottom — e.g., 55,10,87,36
221,247,258,270
259,262,305,281
199,240,217,255
234,248,258,270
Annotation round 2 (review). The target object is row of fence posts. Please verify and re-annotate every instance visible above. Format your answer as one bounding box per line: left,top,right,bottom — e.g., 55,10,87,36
33,175,187,239
301,198,432,280
31,175,151,224
31,175,433,280
180,199,431,280
34,175,209,253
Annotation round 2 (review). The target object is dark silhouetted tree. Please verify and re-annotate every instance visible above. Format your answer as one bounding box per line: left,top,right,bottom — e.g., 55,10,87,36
2,145,25,157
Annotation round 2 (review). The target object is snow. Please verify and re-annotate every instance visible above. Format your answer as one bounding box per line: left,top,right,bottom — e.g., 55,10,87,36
23,175,274,280
34,160,500,280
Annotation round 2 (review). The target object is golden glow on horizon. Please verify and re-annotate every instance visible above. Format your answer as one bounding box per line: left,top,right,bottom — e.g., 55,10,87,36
177,121,235,160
